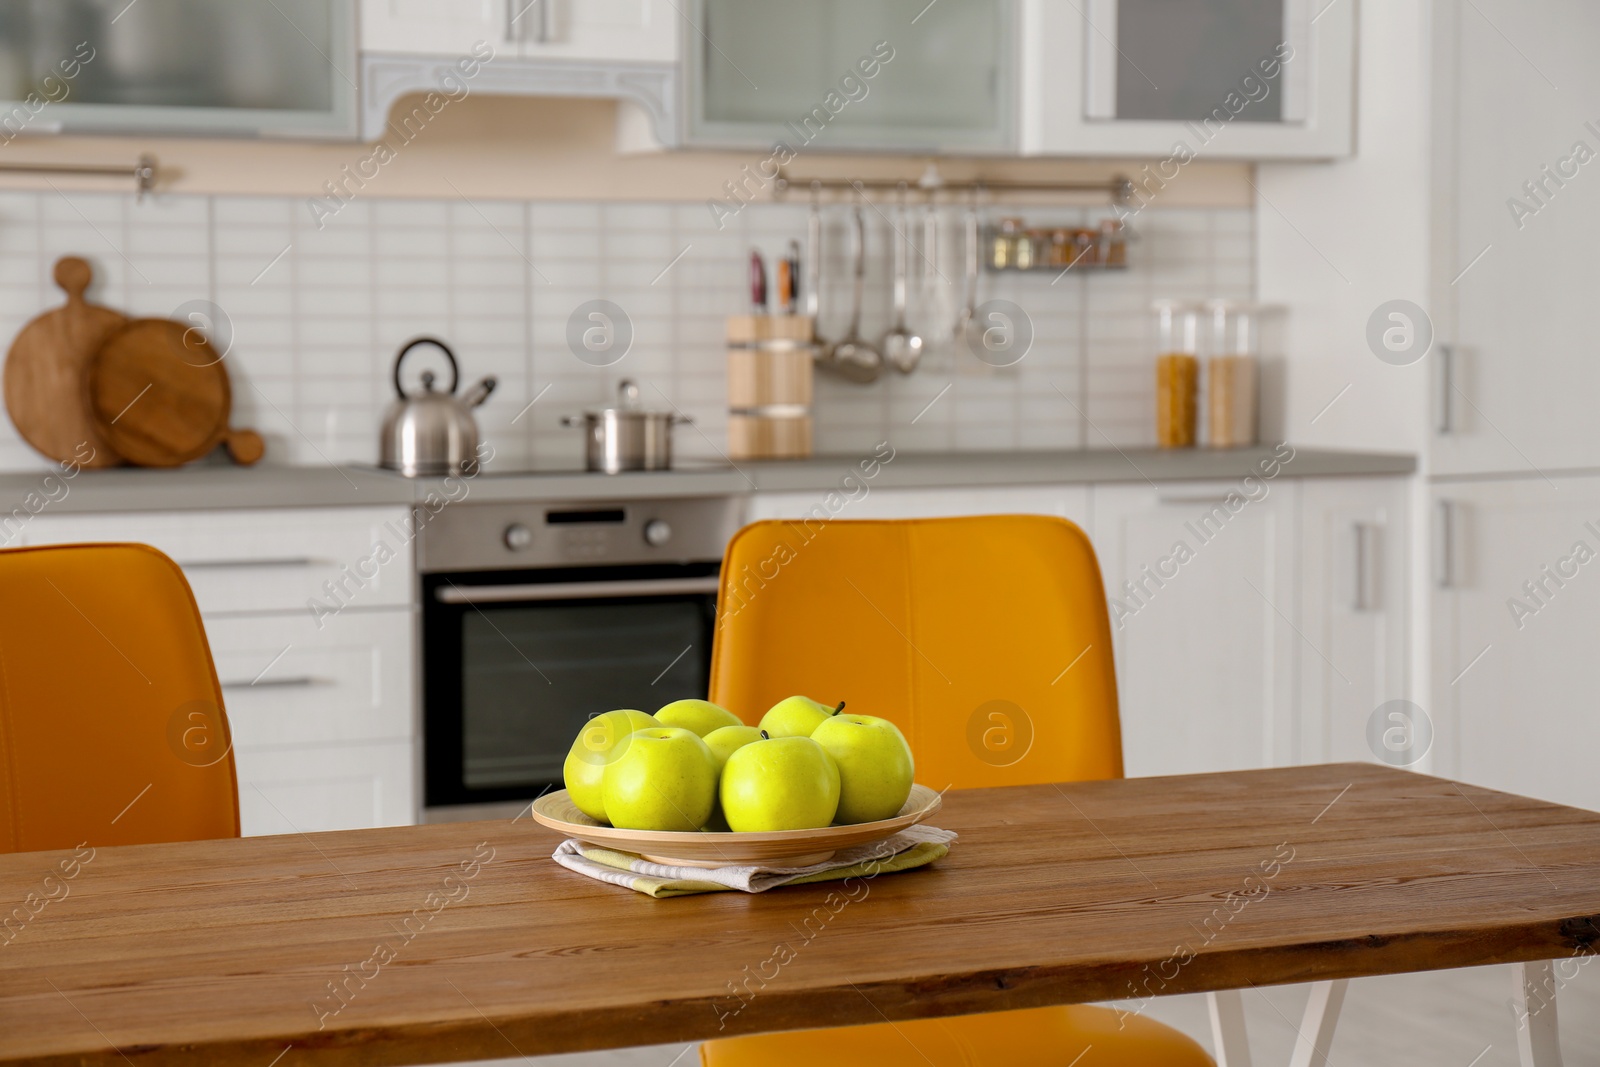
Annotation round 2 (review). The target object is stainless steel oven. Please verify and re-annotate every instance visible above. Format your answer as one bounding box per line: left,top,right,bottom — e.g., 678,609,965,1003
418,496,741,819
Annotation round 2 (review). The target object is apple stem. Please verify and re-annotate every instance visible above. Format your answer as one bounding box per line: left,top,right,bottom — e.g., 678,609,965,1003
833,701,846,715
759,730,769,739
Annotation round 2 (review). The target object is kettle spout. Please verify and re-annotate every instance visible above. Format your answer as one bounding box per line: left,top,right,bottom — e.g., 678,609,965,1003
462,376,497,408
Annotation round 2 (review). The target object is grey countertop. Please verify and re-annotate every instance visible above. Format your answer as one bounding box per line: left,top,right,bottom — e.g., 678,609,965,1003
8,446,1416,515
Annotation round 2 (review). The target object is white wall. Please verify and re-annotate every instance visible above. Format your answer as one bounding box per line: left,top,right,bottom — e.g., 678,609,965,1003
0,192,1253,472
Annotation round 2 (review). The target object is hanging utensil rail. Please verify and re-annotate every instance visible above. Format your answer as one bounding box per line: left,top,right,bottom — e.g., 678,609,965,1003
0,155,157,198
773,168,1134,204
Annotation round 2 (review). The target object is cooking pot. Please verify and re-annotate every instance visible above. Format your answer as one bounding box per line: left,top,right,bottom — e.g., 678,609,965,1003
562,380,691,474
379,337,496,477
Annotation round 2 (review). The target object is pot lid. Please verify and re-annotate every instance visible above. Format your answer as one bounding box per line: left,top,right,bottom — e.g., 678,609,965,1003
580,379,676,418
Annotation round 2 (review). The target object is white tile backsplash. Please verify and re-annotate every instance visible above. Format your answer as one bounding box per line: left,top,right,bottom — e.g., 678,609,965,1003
0,192,1253,470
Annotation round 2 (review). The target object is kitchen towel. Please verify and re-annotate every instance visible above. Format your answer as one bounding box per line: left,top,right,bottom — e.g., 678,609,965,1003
551,824,956,898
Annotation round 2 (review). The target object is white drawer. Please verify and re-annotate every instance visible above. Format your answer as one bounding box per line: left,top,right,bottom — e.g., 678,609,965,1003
234,740,414,836
206,609,414,749
23,506,414,615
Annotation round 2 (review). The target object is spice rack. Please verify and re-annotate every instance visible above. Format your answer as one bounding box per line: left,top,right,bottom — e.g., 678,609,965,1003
984,217,1130,274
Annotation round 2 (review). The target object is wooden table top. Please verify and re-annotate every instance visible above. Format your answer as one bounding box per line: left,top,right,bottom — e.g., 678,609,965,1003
4,763,1599,1067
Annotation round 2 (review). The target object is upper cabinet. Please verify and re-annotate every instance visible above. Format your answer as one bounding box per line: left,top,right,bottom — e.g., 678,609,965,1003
1430,0,1600,477
1020,0,1354,159
683,0,1016,153
359,0,677,63
0,0,358,138
357,0,680,143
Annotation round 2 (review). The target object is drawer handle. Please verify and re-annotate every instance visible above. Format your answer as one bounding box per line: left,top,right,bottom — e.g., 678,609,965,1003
183,557,317,570
220,676,321,690
1157,494,1233,507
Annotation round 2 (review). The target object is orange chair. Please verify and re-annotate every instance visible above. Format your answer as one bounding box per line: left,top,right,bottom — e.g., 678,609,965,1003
703,516,1214,1067
0,544,238,854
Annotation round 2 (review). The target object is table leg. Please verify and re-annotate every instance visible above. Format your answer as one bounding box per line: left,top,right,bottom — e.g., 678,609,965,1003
1287,980,1347,1067
1207,981,1346,1067
1514,961,1564,1067
1208,989,1253,1067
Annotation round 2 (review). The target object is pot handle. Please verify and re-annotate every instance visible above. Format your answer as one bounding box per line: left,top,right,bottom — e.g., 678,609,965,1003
394,337,460,399
560,415,584,427
674,414,695,424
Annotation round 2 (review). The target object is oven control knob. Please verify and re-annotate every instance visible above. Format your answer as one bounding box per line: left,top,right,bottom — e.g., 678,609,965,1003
643,519,672,547
504,523,533,551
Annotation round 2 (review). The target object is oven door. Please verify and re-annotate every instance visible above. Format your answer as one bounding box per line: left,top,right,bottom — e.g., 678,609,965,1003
422,562,720,813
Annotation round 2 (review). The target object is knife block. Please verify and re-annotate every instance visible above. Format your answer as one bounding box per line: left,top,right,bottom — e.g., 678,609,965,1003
726,315,815,461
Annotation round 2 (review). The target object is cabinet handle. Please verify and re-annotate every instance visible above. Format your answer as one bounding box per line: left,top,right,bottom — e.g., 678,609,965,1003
1352,521,1371,612
538,0,555,43
1435,500,1457,589
1157,494,1231,507
220,676,320,690
1436,343,1454,434
182,557,316,570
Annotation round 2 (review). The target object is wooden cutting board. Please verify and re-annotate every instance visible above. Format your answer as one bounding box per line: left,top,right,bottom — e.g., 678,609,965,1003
3,257,127,468
86,318,264,468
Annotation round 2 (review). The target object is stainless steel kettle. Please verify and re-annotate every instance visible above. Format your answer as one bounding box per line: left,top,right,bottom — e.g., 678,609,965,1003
379,337,496,477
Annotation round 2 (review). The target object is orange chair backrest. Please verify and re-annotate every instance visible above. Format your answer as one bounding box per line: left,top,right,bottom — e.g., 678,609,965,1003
0,543,239,854
710,516,1123,789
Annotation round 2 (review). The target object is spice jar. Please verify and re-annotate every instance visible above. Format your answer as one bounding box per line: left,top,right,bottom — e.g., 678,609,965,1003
1017,228,1044,270
1153,300,1201,449
1048,229,1075,269
1099,218,1128,267
1204,300,1263,449
991,217,1025,270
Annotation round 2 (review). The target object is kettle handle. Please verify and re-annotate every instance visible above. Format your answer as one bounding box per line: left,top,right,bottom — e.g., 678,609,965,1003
393,336,460,398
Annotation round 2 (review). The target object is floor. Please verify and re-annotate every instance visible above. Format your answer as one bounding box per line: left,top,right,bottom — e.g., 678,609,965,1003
481,963,1600,1066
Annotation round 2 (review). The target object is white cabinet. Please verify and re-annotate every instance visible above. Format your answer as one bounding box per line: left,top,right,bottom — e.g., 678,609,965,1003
1430,0,1600,476
22,507,412,615
235,741,415,837
24,506,419,835
684,0,1014,152
0,1,358,138
360,0,677,62
205,611,414,751
1297,478,1411,765
745,485,1089,524
1020,0,1354,159
1091,480,1299,777
1432,477,1600,813
360,0,506,57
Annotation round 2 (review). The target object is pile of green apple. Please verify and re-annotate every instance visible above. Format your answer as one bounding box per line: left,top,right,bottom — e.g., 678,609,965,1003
562,696,915,833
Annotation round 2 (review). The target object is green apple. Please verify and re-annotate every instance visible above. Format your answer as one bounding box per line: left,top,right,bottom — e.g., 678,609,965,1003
758,695,843,739
601,727,719,832
562,709,659,822
702,724,764,772
720,733,840,832
698,724,763,832
655,698,743,737
811,711,915,824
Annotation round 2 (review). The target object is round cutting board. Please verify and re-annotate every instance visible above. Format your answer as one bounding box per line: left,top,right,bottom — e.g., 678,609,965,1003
3,257,127,468
87,318,263,468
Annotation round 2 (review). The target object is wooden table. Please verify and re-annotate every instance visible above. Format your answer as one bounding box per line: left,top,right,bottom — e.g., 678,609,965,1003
3,763,1597,1067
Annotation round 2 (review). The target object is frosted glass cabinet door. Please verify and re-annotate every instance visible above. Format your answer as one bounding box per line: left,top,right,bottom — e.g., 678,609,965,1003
1020,0,1353,158
687,0,1015,152
0,0,357,137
